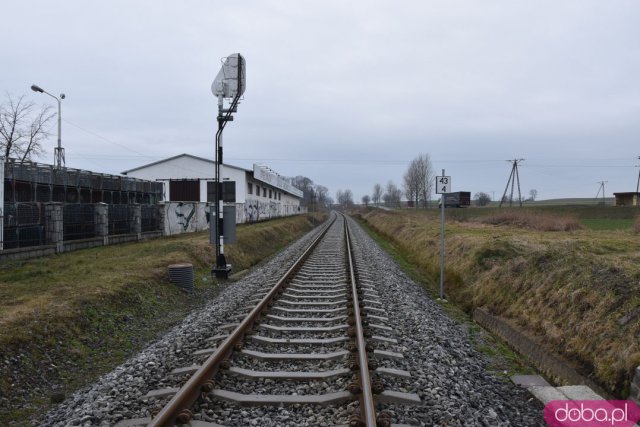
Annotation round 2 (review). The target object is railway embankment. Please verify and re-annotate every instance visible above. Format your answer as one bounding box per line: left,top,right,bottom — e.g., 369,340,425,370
354,207,640,399
0,213,325,425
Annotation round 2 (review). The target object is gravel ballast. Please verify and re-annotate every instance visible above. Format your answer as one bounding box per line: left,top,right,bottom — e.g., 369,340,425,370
39,215,545,426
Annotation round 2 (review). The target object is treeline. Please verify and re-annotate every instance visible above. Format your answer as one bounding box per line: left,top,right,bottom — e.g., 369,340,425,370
363,153,435,209
291,176,333,211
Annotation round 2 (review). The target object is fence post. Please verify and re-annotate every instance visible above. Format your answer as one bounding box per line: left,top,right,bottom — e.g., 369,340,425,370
158,202,168,236
130,204,141,240
94,203,109,245
45,202,64,253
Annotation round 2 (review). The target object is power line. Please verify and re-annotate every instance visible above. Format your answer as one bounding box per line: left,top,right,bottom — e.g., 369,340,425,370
62,118,152,158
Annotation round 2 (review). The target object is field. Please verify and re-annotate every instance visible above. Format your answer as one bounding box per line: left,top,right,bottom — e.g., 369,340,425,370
353,205,640,398
0,213,325,425
434,204,639,230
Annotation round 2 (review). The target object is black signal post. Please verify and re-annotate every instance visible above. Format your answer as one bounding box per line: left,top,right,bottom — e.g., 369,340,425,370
211,54,245,278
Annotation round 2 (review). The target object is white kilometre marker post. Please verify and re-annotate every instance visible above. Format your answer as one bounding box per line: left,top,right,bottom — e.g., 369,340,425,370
435,170,451,301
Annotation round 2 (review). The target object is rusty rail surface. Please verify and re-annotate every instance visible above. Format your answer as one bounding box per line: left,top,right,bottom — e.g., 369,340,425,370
148,214,337,427
344,216,377,426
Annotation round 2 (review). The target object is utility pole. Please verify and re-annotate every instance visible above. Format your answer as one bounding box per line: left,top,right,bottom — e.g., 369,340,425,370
595,181,607,206
499,159,524,207
635,156,639,194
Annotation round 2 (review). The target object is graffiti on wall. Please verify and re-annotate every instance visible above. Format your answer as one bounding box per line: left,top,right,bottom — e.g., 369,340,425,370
243,198,288,222
162,201,306,235
174,202,196,231
164,202,209,235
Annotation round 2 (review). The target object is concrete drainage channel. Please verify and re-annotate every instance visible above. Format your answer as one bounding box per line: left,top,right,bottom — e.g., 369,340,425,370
474,307,640,408
632,367,640,402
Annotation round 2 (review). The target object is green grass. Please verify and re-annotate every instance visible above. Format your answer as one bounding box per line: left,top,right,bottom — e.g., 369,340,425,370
580,218,634,230
526,198,615,206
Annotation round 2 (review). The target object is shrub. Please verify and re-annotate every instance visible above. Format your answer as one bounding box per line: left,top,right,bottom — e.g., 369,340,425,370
480,210,583,231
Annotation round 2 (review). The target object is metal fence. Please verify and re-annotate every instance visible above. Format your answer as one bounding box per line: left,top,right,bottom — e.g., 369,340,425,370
2,203,46,249
141,205,161,232
108,204,131,235
63,204,96,241
2,159,167,251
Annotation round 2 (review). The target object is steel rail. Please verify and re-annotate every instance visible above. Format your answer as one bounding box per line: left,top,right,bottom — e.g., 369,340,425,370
344,215,377,426
148,214,337,426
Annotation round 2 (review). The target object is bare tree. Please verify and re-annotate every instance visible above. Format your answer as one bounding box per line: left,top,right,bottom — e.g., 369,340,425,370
314,185,331,210
361,194,370,207
415,154,435,208
336,189,353,209
0,93,54,162
401,154,434,208
292,175,315,207
342,189,353,208
403,165,417,208
529,189,538,201
403,157,423,208
474,192,492,206
383,180,402,208
372,183,383,206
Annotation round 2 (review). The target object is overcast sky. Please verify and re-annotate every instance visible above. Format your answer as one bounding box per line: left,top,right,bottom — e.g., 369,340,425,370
2,1,639,201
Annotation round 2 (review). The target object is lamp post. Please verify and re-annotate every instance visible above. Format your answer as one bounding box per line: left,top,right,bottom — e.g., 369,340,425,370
31,84,65,169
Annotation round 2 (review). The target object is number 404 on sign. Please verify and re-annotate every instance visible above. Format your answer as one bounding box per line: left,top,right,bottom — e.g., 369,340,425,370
436,176,452,194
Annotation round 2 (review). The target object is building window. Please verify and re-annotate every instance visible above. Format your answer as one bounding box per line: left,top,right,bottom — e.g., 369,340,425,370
169,180,199,201
256,185,260,196
278,192,281,200
263,187,267,197
248,183,253,195
269,189,272,199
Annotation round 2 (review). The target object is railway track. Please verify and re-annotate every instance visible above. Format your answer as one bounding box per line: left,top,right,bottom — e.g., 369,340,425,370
116,213,420,426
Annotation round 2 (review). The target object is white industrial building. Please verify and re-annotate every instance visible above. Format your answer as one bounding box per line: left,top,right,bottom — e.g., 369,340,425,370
122,154,304,233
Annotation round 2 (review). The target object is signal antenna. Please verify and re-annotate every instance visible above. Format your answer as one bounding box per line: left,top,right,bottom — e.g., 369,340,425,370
499,159,524,207
594,181,607,206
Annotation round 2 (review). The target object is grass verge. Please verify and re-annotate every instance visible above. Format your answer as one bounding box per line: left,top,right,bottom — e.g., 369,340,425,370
353,207,640,398
0,212,326,425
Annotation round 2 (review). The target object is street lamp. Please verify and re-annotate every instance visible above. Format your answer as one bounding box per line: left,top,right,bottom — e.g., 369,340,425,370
31,84,65,169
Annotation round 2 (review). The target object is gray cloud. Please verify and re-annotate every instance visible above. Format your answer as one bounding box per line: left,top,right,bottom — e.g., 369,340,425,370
2,0,639,201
